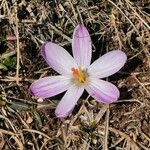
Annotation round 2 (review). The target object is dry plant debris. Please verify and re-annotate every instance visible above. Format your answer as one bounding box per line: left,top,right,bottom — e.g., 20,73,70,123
0,0,150,149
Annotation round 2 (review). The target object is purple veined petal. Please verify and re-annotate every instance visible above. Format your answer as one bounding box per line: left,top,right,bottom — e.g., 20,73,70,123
41,42,78,75
72,24,92,69
87,50,127,78
55,84,84,118
85,77,120,103
29,75,72,98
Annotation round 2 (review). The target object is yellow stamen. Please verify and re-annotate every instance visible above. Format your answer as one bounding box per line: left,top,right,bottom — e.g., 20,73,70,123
71,67,87,84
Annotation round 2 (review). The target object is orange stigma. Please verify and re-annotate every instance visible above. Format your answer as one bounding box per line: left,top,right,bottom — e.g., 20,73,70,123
71,67,87,84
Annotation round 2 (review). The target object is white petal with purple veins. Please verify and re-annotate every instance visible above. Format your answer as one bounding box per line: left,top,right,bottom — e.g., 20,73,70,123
41,42,78,75
72,25,92,69
88,50,127,78
55,84,84,118
29,76,72,98
85,77,120,103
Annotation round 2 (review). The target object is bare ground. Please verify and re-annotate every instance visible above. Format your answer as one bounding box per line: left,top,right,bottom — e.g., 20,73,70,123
0,0,150,149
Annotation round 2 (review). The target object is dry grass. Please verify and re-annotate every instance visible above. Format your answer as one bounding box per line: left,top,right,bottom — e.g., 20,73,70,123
0,0,150,149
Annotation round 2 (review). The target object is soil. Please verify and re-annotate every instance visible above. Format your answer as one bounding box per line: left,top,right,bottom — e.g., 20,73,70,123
0,0,149,149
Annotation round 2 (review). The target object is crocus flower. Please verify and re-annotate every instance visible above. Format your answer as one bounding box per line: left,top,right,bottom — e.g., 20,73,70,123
29,25,127,118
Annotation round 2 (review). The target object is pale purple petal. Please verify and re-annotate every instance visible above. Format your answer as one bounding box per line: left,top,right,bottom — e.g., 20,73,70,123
55,84,84,118
29,76,72,98
72,24,92,69
87,50,127,78
85,77,120,103
41,42,78,75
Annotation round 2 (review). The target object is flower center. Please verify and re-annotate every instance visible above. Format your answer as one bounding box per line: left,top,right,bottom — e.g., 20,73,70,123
71,67,87,85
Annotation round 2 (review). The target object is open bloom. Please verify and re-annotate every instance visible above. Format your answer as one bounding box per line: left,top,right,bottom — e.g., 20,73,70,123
29,25,127,118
